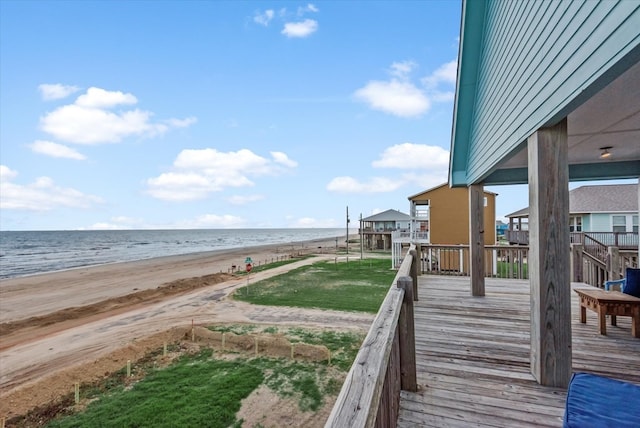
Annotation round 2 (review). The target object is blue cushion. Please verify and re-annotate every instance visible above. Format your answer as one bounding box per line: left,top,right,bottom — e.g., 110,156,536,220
564,372,640,428
624,267,640,298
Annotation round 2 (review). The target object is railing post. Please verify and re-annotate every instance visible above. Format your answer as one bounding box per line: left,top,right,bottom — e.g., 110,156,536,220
397,276,417,392
409,249,419,301
570,244,583,283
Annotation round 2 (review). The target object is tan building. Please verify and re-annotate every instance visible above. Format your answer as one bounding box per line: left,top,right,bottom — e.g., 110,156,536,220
408,183,497,245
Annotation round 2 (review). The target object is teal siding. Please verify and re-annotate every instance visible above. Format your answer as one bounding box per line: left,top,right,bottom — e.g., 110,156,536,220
452,0,640,186
590,214,610,232
582,215,591,232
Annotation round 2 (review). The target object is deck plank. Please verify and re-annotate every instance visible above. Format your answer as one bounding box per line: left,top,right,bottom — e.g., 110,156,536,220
397,276,640,427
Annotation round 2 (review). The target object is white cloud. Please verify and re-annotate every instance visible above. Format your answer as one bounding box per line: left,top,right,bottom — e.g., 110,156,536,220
326,176,403,193
372,143,449,169
422,59,458,88
400,171,448,189
38,83,81,101
147,148,297,201
282,19,318,38
325,143,449,195
389,61,416,79
0,167,103,211
354,80,430,117
180,214,247,228
354,59,458,117
75,87,137,108
165,117,198,128
0,165,18,180
271,151,298,168
298,4,319,15
86,222,130,230
28,140,86,160
84,216,144,230
254,9,275,26
39,87,196,144
288,216,337,228
430,91,455,103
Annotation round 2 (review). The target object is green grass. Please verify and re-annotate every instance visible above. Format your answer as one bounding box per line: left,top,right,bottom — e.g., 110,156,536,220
496,261,529,278
48,349,263,428
43,328,363,428
233,258,395,313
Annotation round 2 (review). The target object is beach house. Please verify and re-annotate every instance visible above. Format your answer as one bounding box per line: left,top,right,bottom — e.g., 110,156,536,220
391,183,497,269
506,183,639,246
359,209,411,250
406,183,496,246
328,1,639,426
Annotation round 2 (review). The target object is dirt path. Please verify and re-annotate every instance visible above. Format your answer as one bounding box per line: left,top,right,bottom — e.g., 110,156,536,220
0,252,374,420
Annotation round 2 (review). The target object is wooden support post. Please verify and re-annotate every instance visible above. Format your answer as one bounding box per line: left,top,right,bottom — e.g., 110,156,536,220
409,249,419,301
608,246,620,282
469,184,485,296
570,244,583,283
527,118,572,388
397,276,417,392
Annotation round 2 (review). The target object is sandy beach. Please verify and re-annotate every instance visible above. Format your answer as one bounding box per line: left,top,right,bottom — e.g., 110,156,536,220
0,236,374,421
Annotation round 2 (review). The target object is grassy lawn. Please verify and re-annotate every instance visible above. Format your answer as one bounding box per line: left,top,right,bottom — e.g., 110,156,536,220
233,257,396,313
496,260,528,279
42,327,363,428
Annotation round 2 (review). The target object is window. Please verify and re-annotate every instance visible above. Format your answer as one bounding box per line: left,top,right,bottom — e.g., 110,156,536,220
569,216,582,232
612,215,626,233
633,215,638,234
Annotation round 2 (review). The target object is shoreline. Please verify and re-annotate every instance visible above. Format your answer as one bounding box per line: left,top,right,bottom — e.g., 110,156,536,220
0,236,345,324
0,234,346,281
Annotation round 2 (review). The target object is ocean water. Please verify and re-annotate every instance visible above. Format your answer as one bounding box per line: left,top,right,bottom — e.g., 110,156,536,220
0,228,345,280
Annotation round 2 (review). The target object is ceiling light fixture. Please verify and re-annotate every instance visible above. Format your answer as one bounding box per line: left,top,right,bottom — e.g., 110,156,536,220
599,146,612,159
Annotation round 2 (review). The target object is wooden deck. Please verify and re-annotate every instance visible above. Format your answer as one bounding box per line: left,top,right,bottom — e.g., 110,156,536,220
398,276,640,427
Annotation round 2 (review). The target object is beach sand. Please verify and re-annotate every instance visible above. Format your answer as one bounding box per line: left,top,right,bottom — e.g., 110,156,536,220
0,236,374,422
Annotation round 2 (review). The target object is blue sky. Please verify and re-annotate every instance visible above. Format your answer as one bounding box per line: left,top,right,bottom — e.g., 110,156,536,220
0,1,630,231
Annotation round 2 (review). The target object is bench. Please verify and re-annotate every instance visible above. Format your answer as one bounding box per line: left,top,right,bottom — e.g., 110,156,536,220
564,372,640,427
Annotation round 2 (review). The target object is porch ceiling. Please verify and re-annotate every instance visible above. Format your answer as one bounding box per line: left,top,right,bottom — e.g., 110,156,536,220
484,61,640,184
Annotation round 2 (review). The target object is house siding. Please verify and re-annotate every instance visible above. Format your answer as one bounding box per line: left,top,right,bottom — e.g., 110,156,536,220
462,0,640,185
411,186,496,245
590,213,611,231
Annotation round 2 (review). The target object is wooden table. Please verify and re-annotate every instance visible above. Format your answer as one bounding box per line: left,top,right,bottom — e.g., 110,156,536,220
574,287,640,338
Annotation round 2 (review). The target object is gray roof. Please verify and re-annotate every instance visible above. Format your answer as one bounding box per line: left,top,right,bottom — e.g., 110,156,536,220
362,209,410,222
506,184,638,217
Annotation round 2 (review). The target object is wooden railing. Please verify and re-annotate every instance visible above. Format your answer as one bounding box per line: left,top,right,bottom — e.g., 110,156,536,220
419,244,530,279
507,230,639,249
505,229,529,245
326,245,418,428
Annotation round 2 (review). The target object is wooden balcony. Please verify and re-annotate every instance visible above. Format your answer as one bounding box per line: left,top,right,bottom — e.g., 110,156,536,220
397,276,640,427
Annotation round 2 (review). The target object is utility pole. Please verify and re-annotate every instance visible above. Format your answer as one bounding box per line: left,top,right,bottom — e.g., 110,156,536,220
360,213,363,260
346,206,350,255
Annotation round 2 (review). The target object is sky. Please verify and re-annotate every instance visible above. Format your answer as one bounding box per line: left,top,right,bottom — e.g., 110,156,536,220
0,1,634,231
